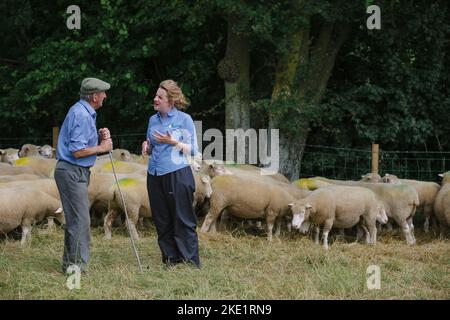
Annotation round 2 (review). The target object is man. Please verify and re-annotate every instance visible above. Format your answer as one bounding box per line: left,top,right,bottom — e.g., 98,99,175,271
55,77,113,273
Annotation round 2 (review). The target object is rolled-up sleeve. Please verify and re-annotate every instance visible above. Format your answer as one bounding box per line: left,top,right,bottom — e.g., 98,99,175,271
68,114,90,152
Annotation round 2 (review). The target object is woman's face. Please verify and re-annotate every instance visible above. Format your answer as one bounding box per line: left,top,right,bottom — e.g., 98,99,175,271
153,88,172,114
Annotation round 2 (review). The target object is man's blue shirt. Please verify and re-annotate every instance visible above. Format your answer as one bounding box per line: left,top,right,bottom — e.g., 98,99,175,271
56,99,98,167
147,107,198,176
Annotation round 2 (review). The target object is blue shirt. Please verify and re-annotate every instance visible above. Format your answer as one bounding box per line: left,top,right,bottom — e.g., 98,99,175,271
56,99,99,167
147,107,198,176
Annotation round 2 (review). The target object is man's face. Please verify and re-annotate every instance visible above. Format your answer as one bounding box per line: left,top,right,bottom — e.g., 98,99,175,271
93,91,107,108
153,88,171,114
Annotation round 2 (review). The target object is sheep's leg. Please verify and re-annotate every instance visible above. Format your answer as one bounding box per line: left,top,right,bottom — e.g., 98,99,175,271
20,225,32,246
399,221,414,245
407,217,416,244
364,218,377,245
314,226,320,245
200,200,222,233
103,209,118,240
46,217,55,230
216,210,229,232
369,224,377,245
356,224,365,242
376,221,382,233
256,220,263,230
138,217,145,230
286,218,292,232
210,218,217,233
423,205,432,233
322,220,333,250
266,213,276,241
386,221,393,231
126,219,139,241
274,217,282,237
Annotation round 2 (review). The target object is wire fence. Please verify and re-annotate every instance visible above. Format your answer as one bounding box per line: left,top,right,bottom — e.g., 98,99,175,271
300,144,450,182
1,135,449,182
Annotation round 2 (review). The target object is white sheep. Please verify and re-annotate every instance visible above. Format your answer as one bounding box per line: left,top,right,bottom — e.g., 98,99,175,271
0,188,64,246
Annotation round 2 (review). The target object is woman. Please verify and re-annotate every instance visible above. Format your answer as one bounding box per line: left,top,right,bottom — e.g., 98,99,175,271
142,80,200,268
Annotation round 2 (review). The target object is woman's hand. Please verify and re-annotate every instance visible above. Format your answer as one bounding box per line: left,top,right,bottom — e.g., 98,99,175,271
153,130,178,146
142,140,152,156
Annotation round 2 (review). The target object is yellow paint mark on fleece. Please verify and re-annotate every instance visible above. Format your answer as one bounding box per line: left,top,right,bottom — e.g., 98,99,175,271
103,160,127,171
117,178,137,188
14,157,30,166
293,178,320,190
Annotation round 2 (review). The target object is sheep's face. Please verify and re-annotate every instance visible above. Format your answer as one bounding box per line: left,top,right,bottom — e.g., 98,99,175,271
209,164,232,177
38,145,54,158
289,202,312,230
201,176,213,198
113,149,131,162
361,173,382,182
382,174,400,184
439,171,450,185
19,144,33,158
0,149,19,164
54,207,65,225
187,153,202,172
375,201,388,224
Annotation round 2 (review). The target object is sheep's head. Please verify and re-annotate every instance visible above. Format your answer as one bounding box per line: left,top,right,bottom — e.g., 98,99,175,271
53,207,65,225
375,201,388,224
112,149,131,162
361,173,382,183
382,173,401,184
438,171,450,185
289,201,312,230
38,145,54,158
201,175,213,198
0,149,19,164
19,144,36,157
209,163,232,177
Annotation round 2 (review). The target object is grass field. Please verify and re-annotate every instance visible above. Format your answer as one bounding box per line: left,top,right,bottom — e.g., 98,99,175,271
0,223,449,300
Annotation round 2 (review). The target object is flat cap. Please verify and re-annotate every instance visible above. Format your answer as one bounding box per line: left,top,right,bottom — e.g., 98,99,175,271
80,77,111,95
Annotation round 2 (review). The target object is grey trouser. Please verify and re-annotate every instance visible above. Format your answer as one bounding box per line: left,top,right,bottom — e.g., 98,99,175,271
54,160,91,272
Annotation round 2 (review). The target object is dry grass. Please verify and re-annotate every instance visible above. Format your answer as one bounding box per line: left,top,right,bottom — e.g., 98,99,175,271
0,223,449,300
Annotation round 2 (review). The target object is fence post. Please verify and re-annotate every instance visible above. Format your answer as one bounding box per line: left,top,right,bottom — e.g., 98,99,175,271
52,127,59,156
371,143,379,174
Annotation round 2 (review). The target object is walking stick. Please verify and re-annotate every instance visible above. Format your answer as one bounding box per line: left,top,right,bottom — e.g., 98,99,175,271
108,151,143,273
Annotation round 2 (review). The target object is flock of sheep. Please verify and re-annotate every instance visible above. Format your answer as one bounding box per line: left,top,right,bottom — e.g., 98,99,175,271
0,144,449,249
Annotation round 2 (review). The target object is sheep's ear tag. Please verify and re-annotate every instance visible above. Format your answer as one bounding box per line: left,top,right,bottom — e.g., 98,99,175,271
306,204,312,209
438,173,444,177
288,203,294,207
55,207,63,214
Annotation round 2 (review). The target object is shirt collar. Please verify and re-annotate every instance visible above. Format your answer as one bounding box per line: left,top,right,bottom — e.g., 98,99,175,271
78,99,97,117
157,107,177,119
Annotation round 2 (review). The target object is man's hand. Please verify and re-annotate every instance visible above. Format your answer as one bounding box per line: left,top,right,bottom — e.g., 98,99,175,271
100,138,113,153
98,128,111,141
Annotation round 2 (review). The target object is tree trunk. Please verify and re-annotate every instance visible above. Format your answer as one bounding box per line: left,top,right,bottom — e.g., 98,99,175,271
219,14,250,130
218,13,250,163
270,21,350,180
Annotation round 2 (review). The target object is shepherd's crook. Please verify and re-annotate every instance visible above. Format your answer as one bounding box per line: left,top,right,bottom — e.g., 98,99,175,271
108,151,143,272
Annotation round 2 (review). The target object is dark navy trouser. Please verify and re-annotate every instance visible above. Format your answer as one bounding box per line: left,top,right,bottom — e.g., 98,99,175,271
54,160,91,272
147,166,200,268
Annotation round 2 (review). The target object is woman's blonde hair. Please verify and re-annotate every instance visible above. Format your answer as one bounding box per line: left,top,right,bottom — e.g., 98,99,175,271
159,79,189,109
